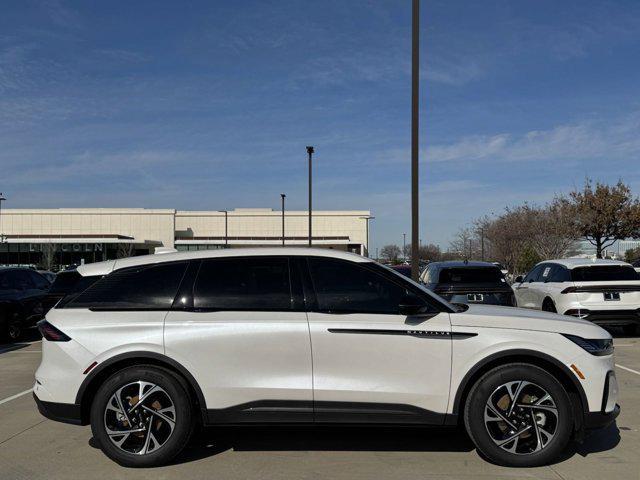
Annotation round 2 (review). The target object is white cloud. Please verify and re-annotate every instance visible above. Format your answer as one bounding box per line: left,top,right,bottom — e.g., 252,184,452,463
426,114,640,164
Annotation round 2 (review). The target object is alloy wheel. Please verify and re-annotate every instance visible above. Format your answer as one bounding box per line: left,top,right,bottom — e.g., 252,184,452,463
103,381,176,455
484,380,558,455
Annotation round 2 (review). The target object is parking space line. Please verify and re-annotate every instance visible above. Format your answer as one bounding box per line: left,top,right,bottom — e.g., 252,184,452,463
616,364,640,376
0,389,32,406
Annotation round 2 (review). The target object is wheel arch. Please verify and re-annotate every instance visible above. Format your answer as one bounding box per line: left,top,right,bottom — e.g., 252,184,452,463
448,349,588,433
75,351,207,425
542,297,556,310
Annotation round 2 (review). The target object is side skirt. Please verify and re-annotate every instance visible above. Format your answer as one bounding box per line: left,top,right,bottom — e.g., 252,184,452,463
206,400,447,426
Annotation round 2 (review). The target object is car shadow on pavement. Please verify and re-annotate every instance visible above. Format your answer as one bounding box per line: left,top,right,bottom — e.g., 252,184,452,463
167,425,474,465
88,423,621,467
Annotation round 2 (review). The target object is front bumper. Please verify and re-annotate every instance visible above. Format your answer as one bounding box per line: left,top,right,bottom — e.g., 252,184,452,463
33,393,83,425
584,404,620,430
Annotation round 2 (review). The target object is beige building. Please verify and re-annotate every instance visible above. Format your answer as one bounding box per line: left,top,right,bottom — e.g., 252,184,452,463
0,208,372,268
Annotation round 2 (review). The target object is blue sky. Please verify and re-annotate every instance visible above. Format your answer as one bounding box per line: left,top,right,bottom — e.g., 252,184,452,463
1,1,640,252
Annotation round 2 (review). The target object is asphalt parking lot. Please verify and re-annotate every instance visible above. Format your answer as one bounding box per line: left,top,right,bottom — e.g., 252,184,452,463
0,330,638,480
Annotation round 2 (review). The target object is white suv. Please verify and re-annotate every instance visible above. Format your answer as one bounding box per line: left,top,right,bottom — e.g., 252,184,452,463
514,258,640,335
34,249,619,468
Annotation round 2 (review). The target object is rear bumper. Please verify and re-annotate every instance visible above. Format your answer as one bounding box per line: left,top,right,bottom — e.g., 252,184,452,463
584,404,620,430
564,308,640,326
33,393,83,425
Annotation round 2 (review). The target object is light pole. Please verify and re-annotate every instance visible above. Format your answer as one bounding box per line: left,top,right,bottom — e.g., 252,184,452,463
359,216,374,257
306,146,314,246
280,194,286,247
410,0,420,281
217,210,228,246
403,233,407,262
0,193,6,244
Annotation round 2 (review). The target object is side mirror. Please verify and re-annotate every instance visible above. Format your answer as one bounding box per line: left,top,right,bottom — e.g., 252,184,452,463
514,275,523,283
399,302,428,316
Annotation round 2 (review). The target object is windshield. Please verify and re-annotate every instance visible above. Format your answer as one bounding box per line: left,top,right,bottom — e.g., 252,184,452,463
571,266,640,282
376,262,459,312
439,267,504,284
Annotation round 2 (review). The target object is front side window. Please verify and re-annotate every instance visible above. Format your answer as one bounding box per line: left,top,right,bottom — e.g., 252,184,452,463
1,270,35,290
308,258,418,314
67,262,188,309
523,265,543,283
29,271,50,290
194,257,292,311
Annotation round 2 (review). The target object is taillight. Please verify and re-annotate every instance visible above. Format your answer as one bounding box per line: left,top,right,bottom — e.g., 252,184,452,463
37,320,71,342
561,287,576,294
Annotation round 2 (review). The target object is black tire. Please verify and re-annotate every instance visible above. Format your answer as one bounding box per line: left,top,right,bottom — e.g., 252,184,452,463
464,363,573,467
622,324,639,336
0,310,22,343
542,299,557,313
90,365,194,468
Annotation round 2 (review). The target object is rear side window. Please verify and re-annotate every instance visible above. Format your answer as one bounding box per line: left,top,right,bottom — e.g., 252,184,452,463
438,267,503,284
194,257,292,311
571,266,640,282
67,262,188,310
50,271,103,309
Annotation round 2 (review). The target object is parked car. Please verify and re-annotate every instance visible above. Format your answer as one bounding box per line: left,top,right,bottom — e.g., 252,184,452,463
37,270,57,284
34,248,618,468
420,261,516,306
513,258,640,335
633,259,640,274
41,268,102,315
389,264,412,278
0,267,51,341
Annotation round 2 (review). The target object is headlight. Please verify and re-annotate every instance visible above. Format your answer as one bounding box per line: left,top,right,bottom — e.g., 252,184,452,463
562,334,614,356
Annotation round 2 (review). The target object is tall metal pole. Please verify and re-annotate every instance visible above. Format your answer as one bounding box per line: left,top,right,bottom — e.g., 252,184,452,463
403,233,406,261
280,194,286,247
307,146,314,246
218,210,228,246
0,193,5,244
410,0,420,281
359,216,374,257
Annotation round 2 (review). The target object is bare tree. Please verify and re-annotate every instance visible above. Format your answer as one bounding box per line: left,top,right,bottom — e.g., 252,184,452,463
404,243,442,262
116,243,133,259
380,244,402,264
40,243,56,271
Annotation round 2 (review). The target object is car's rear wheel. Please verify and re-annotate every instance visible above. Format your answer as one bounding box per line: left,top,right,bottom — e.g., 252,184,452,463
542,299,557,313
90,366,194,467
464,363,573,467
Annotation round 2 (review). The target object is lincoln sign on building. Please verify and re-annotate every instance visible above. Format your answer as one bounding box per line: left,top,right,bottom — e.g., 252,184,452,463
0,208,371,269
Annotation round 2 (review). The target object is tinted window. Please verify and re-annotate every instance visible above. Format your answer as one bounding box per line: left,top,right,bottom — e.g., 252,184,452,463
523,265,544,283
194,257,292,310
51,271,104,309
68,262,188,309
308,258,416,314
438,267,503,284
0,270,34,290
571,266,640,282
547,265,570,282
29,271,50,290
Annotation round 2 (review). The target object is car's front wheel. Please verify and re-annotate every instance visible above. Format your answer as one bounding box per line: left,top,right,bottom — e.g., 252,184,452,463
464,363,573,467
90,366,194,467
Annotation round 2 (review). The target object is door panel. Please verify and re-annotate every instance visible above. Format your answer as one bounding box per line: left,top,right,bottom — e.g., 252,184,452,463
164,310,313,420
303,256,452,423
308,311,452,422
164,256,313,422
